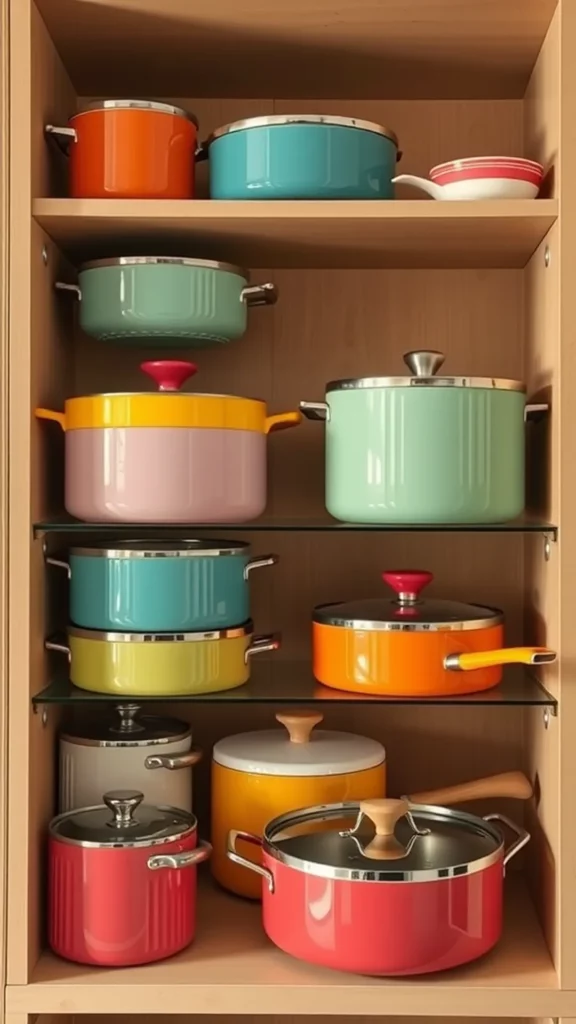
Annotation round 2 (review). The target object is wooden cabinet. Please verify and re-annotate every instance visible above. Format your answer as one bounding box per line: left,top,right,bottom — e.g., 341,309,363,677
4,0,576,1018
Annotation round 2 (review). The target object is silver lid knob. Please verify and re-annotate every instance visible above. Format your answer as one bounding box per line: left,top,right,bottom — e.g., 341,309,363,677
112,704,144,735
404,350,445,378
104,789,143,829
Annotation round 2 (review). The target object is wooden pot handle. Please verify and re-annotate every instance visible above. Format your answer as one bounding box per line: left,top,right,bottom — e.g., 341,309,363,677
409,771,533,806
275,711,323,743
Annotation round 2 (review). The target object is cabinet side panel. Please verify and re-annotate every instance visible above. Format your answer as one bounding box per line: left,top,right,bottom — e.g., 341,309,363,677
523,7,560,196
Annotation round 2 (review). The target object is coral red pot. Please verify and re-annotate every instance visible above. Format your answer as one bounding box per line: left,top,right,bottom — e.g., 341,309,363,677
228,772,532,976
49,790,211,966
46,100,198,199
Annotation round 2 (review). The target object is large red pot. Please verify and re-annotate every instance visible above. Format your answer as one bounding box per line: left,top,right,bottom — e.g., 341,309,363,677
49,789,211,966
228,772,531,976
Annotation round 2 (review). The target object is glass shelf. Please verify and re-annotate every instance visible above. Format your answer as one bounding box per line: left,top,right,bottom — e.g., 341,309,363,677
32,662,557,707
33,515,558,537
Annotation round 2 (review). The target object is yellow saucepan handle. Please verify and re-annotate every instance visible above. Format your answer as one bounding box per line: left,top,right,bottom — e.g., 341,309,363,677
445,646,556,672
35,408,67,431
264,411,302,434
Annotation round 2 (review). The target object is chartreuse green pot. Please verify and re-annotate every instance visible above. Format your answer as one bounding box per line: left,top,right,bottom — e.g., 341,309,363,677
46,540,278,632
300,350,547,525
55,257,277,346
204,115,400,200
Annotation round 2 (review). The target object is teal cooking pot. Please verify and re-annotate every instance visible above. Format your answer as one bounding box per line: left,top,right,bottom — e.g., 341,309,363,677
46,540,278,632
203,115,400,200
301,350,548,525
55,257,277,347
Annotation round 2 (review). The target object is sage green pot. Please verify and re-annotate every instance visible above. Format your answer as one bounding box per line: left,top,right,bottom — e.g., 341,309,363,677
301,350,546,525
56,257,277,347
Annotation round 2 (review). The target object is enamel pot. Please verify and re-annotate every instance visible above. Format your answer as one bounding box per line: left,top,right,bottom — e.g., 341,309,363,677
46,539,278,632
203,115,400,200
35,360,301,523
55,257,277,347
227,772,532,976
211,711,386,899
49,790,211,966
301,349,548,524
313,569,555,697
58,704,202,813
46,621,280,697
45,100,198,199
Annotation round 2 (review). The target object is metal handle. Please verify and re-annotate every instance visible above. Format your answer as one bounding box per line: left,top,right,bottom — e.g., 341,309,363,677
45,124,77,154
227,829,274,893
145,749,202,770
483,813,530,867
55,282,82,301
524,403,549,422
299,400,330,422
240,283,278,307
103,789,143,829
45,638,71,663
244,633,281,663
45,555,71,579
148,840,212,871
243,554,278,580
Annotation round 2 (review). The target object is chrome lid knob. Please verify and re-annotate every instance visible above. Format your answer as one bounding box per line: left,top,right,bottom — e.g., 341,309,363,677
404,350,445,378
104,789,143,829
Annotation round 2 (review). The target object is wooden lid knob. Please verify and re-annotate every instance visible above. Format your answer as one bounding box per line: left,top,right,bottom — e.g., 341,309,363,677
358,798,410,860
275,711,324,744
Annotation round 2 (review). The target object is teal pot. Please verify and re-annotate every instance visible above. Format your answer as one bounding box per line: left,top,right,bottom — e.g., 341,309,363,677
203,115,400,200
300,350,548,525
55,257,277,347
46,539,278,632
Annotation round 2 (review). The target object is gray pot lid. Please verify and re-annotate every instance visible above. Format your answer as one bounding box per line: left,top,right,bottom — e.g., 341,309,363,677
263,800,505,882
313,571,502,632
60,704,191,747
77,100,198,126
70,539,250,559
326,350,525,393
50,790,196,848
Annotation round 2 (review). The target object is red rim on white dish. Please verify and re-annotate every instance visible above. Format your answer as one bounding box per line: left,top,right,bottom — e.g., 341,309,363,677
431,155,543,175
430,157,544,186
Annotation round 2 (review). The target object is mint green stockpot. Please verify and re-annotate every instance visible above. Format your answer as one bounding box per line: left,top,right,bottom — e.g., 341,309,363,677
55,257,277,347
301,351,547,525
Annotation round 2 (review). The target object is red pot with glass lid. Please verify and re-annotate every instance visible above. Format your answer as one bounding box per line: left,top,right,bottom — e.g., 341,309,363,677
228,772,532,976
49,789,211,966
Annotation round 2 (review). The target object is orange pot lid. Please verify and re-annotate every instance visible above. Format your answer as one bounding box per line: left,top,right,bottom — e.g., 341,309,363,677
313,570,503,632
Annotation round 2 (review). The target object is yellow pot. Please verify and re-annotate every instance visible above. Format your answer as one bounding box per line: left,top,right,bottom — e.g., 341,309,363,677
211,711,386,899
46,623,280,696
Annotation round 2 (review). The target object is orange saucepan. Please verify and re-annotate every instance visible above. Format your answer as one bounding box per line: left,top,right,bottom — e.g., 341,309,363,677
312,570,556,697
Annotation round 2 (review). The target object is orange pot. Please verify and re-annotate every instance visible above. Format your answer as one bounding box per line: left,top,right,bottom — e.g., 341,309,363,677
313,570,556,697
46,100,198,199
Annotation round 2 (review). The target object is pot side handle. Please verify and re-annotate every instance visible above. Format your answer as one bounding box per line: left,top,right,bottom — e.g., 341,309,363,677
45,555,71,579
245,633,281,663
408,770,533,806
35,408,67,431
55,282,82,301
241,283,278,307
264,411,302,434
227,829,274,893
45,638,71,664
483,813,531,867
299,401,329,422
144,749,203,770
525,403,548,422
444,647,556,671
45,124,77,154
147,840,212,871
243,554,278,579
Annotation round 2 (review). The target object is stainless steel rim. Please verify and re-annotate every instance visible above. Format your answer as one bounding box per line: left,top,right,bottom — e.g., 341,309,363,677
60,732,191,748
68,622,253,642
206,114,398,146
69,391,264,403
77,100,198,126
326,376,526,392
313,606,503,631
50,806,198,849
81,256,248,278
263,802,505,883
70,540,249,559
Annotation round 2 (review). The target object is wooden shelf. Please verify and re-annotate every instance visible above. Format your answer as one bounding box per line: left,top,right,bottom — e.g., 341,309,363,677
33,199,558,270
5,876,561,1016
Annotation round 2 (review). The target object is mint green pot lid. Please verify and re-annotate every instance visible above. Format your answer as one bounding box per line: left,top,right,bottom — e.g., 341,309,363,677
326,351,525,393
81,256,250,278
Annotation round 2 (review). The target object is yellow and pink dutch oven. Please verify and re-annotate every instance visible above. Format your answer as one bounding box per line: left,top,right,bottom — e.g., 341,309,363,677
35,360,301,523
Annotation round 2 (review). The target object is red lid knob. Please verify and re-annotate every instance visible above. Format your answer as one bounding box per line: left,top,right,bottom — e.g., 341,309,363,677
382,570,433,603
140,360,197,392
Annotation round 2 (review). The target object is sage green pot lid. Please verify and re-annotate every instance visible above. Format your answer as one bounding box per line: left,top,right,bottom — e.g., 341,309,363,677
313,570,503,632
327,350,525,393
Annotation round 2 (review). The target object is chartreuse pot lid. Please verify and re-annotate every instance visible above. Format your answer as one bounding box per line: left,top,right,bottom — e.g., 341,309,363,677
35,360,301,434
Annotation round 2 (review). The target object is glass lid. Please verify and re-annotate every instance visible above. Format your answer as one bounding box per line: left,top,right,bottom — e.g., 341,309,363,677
213,711,385,776
50,790,196,847
313,570,502,632
326,350,525,392
70,539,250,559
60,704,191,747
263,799,503,882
